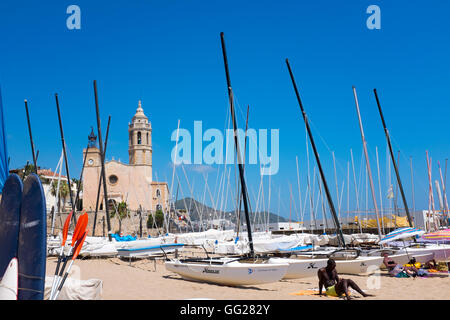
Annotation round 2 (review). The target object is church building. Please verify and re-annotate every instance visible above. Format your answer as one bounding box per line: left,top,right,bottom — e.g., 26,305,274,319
82,101,169,212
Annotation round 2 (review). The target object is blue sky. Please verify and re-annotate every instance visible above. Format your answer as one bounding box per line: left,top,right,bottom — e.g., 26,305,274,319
0,0,449,221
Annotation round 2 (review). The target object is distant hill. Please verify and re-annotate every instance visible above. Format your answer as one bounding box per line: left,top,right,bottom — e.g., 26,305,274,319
174,197,288,224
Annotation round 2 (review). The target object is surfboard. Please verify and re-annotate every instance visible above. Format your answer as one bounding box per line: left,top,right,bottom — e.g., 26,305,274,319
0,258,18,300
0,174,23,276
17,174,46,300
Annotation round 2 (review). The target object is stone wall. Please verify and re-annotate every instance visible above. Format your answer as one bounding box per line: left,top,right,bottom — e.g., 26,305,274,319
46,211,164,237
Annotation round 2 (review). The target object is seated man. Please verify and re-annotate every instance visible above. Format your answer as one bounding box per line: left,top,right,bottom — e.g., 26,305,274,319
318,259,373,300
382,253,397,271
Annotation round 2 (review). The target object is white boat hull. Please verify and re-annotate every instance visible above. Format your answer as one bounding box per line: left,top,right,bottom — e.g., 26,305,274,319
334,256,384,275
118,243,184,258
268,257,328,279
165,258,289,286
0,258,18,300
382,253,435,267
399,244,450,261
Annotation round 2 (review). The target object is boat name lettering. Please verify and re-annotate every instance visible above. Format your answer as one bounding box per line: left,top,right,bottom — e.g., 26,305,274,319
202,268,220,274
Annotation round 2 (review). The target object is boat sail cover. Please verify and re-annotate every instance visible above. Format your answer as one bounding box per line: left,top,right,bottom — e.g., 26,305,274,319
0,87,9,193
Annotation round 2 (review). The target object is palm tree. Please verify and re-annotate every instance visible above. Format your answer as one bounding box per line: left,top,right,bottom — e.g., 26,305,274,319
51,180,70,212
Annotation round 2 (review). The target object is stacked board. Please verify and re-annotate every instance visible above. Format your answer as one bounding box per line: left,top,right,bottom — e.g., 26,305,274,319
0,174,46,300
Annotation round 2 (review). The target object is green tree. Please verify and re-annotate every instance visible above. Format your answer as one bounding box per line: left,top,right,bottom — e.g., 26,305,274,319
22,163,36,179
110,201,129,234
147,209,165,229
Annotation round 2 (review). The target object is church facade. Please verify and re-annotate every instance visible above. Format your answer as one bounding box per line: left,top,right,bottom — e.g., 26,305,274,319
82,101,169,212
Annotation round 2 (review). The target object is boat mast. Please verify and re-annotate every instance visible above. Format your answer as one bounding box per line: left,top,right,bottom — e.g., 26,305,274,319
220,32,255,256
350,149,362,233
438,161,450,224
426,152,437,231
237,105,250,235
285,59,346,248
92,116,111,236
93,80,113,241
373,89,413,227
55,94,76,225
375,147,385,234
352,87,382,239
24,100,38,173
169,119,181,233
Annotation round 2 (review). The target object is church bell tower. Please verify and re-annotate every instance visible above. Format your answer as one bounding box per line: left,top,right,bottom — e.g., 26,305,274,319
128,100,152,167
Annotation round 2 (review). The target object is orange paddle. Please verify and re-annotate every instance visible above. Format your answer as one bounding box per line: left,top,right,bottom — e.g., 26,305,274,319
50,211,74,299
50,213,88,299
53,230,88,300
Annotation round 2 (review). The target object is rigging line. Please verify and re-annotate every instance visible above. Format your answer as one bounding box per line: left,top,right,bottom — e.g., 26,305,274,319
332,151,340,219
202,171,219,223
200,172,208,232
296,155,305,222
253,171,263,226
390,134,430,196
170,119,181,204
222,166,232,227
214,164,226,220
259,173,266,228
317,174,328,232
181,163,202,224
302,184,309,223
338,179,345,221
218,166,228,223
278,186,281,226
289,180,299,223
230,90,248,125
278,185,290,222
357,147,364,211
350,148,362,233
311,166,317,224
176,172,191,233
266,173,271,231
305,124,316,228
308,117,348,177
312,178,320,221
376,146,386,234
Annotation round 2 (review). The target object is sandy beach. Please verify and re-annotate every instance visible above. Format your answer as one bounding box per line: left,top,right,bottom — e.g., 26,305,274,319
45,255,450,300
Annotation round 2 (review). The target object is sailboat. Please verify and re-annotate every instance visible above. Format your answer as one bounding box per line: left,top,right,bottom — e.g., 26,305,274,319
371,89,450,262
265,62,388,277
165,33,289,286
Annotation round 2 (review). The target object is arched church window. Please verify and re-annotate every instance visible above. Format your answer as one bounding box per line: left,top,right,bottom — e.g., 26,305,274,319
156,204,162,211
156,189,161,198
146,133,149,145
137,131,142,145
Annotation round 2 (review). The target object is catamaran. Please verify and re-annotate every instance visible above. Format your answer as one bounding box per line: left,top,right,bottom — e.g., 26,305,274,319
164,33,289,286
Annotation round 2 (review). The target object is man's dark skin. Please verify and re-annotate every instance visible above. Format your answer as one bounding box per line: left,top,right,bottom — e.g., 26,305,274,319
318,259,374,300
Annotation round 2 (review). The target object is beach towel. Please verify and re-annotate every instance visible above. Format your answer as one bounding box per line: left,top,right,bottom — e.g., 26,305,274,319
289,288,351,299
289,289,338,299
395,271,410,278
